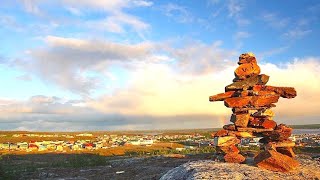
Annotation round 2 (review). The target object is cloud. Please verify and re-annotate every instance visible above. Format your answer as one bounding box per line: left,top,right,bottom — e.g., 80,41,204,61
234,31,250,39
161,3,194,23
0,55,6,64
281,16,312,40
207,0,220,6
18,0,152,35
261,58,320,122
65,7,83,16
283,29,312,39
60,0,153,34
60,0,152,11
260,12,314,40
88,56,320,128
2,56,320,130
15,36,154,95
88,12,149,34
88,63,235,117
165,41,237,74
0,95,220,131
22,0,151,14
261,12,312,40
307,2,320,14
258,46,290,59
132,0,153,7
22,0,42,15
16,74,33,81
0,95,87,115
0,14,22,31
261,13,289,29
233,31,251,49
227,0,250,26
227,0,241,18
13,37,235,96
0,98,17,106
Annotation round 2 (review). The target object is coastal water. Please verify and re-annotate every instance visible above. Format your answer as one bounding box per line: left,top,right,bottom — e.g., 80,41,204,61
293,129,320,135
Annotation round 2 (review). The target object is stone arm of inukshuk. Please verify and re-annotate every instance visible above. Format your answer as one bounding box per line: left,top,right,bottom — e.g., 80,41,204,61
208,52,299,172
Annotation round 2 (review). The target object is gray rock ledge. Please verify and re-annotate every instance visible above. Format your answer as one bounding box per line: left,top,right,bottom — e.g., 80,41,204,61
160,157,320,180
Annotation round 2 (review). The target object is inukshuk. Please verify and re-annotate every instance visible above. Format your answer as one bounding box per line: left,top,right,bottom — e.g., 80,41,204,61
209,52,299,172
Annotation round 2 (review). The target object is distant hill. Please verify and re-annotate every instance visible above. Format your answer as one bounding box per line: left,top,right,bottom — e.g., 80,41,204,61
0,124,319,134
289,124,320,129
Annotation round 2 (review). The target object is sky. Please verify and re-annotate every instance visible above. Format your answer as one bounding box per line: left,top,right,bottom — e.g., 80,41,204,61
0,0,319,131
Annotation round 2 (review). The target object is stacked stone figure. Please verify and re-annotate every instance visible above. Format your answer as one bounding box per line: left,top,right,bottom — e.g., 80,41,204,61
209,52,299,172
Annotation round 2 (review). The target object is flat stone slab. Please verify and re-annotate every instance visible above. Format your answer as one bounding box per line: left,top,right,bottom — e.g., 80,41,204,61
237,127,274,133
253,85,297,98
224,95,280,108
225,74,269,91
209,91,235,101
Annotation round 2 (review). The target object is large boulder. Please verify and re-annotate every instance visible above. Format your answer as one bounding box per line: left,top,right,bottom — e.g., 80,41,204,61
238,54,257,64
254,150,299,172
234,63,261,79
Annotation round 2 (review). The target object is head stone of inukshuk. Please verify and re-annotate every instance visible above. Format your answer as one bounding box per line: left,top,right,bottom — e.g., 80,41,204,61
209,52,299,172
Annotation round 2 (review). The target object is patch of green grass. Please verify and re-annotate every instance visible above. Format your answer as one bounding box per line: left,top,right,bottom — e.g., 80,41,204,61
50,154,108,168
0,154,110,179
0,160,41,179
238,146,261,152
124,146,217,156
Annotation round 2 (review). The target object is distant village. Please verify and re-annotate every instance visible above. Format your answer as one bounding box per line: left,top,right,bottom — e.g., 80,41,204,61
0,132,319,152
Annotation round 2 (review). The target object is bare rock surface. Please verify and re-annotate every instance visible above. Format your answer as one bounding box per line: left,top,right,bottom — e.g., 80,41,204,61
160,157,320,180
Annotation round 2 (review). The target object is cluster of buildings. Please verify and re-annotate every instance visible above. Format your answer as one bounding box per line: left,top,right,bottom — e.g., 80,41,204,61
234,133,320,148
0,133,155,152
294,134,320,147
0,133,210,152
0,132,319,153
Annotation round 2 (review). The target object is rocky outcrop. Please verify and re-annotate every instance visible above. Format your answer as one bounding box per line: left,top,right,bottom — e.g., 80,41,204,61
209,52,299,171
160,158,320,180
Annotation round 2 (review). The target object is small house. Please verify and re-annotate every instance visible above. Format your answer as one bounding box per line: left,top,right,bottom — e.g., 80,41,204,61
28,144,38,151
17,142,28,150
